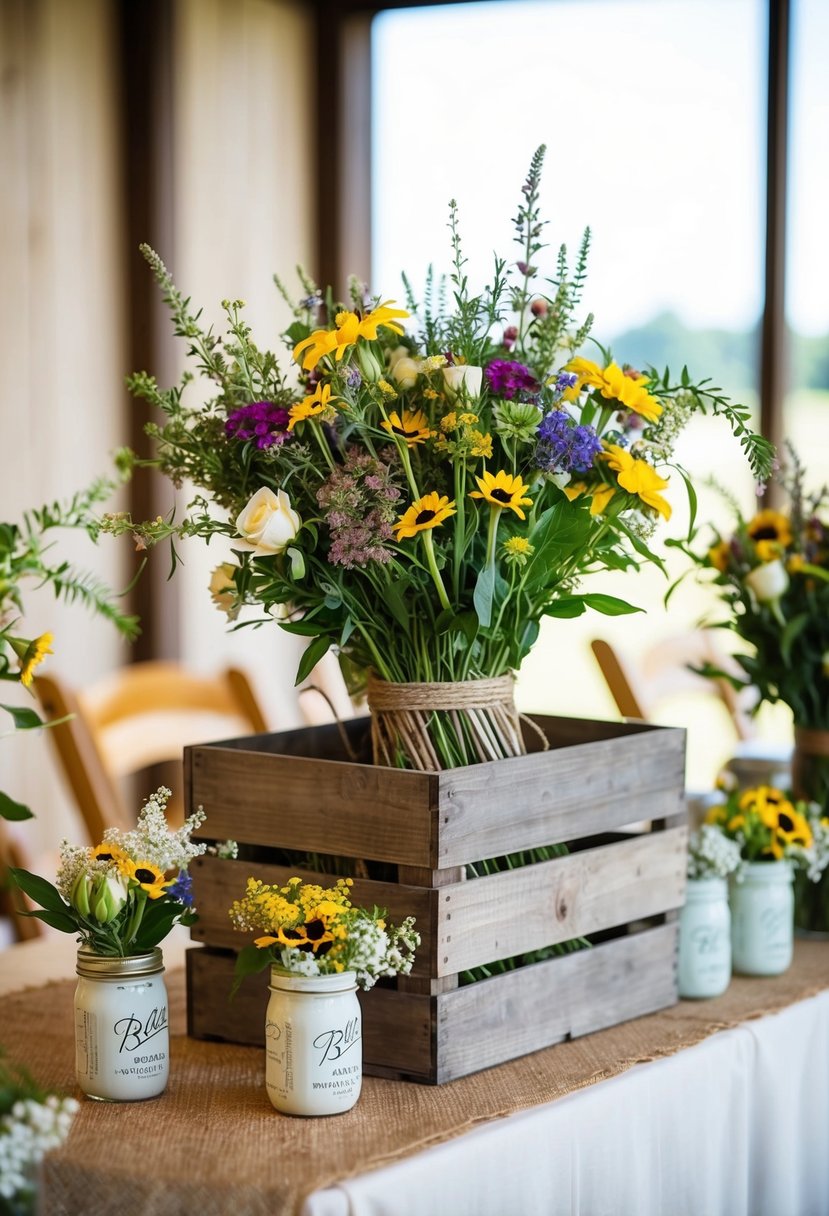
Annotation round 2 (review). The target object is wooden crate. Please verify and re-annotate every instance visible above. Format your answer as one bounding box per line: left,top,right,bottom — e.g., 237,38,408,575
185,714,687,1084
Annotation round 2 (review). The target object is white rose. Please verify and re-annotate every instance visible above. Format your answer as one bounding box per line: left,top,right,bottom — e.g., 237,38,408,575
235,487,301,555
745,558,788,603
442,364,483,402
391,356,420,390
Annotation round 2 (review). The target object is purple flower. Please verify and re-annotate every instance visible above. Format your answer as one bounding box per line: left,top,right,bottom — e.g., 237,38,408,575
555,372,578,391
168,871,194,908
535,410,602,474
485,359,539,401
346,366,362,389
317,447,402,568
225,401,291,449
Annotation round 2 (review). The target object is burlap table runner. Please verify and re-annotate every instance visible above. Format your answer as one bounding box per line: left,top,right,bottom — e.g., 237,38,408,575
1,940,826,1215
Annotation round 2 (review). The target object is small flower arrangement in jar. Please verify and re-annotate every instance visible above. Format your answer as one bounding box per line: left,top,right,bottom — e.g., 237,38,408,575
679,826,742,999
230,876,419,1116
11,788,206,1101
703,785,829,976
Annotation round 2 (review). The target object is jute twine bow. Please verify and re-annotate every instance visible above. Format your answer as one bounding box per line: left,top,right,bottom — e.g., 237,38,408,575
366,673,548,770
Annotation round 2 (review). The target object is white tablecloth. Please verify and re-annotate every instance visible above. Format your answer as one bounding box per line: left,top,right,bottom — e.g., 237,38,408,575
303,988,829,1216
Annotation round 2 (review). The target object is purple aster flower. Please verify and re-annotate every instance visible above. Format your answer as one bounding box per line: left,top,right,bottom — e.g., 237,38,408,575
225,401,291,449
555,372,579,391
485,359,539,401
167,871,194,908
535,410,602,475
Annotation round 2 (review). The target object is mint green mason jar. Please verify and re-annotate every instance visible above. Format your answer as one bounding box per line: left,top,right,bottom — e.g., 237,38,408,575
678,878,731,998
730,861,794,976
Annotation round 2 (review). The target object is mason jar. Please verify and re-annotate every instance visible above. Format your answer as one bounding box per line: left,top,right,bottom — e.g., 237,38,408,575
266,969,362,1117
74,948,169,1101
730,861,794,976
678,877,731,998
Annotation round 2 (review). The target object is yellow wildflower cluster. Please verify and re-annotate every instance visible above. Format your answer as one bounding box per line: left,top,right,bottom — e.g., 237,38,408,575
435,411,493,460
229,875,353,935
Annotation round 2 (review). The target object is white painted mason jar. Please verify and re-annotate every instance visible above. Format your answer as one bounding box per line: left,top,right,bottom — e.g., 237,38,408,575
678,878,731,998
730,861,794,976
266,969,362,1117
74,948,169,1101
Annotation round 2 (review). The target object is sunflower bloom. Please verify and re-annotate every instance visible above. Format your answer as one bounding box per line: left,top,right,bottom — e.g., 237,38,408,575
747,509,792,562
123,859,171,900
708,541,731,572
604,446,671,520
470,470,534,520
394,493,456,540
381,409,432,446
11,632,54,688
288,382,337,430
90,842,129,867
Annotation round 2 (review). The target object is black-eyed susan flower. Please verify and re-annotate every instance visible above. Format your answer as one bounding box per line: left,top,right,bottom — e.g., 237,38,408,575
708,540,731,572
470,470,533,520
747,509,792,562
393,493,456,541
288,382,337,430
9,632,54,688
604,446,671,520
381,409,432,446
292,303,408,371
759,802,813,851
123,859,171,901
90,842,129,867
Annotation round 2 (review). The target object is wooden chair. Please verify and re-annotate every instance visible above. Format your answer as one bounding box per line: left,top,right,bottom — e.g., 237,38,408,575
0,820,42,943
590,633,757,741
34,662,268,843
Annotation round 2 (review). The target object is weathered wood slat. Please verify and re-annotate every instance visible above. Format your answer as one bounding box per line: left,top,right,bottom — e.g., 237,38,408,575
187,948,434,1079
437,726,686,865
188,745,438,866
190,856,434,978
434,924,679,1082
436,828,687,975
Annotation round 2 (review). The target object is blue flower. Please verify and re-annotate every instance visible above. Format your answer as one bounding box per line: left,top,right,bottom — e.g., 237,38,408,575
535,410,602,474
167,871,194,908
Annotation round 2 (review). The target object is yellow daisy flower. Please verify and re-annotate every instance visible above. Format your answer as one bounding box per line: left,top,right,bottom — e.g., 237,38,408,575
381,409,432,446
13,632,54,688
564,357,662,422
288,382,337,430
604,446,671,520
393,493,456,540
470,470,534,520
292,302,408,371
469,431,493,459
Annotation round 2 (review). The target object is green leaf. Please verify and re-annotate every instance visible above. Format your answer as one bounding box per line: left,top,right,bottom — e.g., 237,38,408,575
230,943,271,999
286,546,305,581
294,635,332,686
473,563,495,628
0,704,44,731
279,619,326,637
0,791,33,821
542,598,586,619
284,321,310,345
28,908,78,934
579,593,644,616
9,868,70,915
384,578,411,631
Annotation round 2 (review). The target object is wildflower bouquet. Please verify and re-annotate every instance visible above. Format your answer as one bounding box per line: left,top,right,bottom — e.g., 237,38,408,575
703,784,829,879
10,788,205,955
107,146,772,769
0,1049,77,1216
229,875,419,991
678,446,829,731
0,477,139,821
686,822,742,881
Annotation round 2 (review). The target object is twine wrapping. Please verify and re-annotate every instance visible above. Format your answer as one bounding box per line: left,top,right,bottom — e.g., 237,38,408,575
366,673,539,770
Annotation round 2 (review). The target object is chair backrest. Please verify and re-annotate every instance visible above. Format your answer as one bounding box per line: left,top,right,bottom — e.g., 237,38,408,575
591,633,756,742
0,820,42,943
34,662,268,843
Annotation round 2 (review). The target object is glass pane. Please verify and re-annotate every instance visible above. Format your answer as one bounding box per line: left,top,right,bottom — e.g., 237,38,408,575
371,0,768,787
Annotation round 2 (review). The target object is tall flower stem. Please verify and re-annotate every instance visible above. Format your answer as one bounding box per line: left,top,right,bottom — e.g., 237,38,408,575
310,421,336,473
485,505,501,569
422,531,451,613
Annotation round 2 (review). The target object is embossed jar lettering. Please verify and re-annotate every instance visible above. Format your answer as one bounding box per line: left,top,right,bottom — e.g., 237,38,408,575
265,969,362,1116
74,947,169,1101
